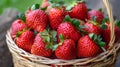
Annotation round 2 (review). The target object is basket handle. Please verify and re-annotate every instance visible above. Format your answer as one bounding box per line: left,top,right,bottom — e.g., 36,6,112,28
102,0,115,49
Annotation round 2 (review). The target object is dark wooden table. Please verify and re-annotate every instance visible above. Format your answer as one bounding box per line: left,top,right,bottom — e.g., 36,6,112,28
0,0,120,66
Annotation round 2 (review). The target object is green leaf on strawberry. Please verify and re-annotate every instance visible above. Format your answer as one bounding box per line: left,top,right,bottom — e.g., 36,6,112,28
16,31,22,37
64,15,81,28
50,30,57,41
92,16,97,23
89,33,106,51
59,34,64,42
100,23,108,29
17,13,26,22
71,19,80,28
31,4,40,10
52,44,58,51
115,20,120,28
40,30,58,51
64,15,72,22
102,16,109,23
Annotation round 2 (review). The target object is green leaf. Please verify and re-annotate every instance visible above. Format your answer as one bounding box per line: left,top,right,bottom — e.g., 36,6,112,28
50,30,57,42
52,44,58,51
100,24,108,29
89,33,106,48
98,42,105,47
59,34,64,42
115,20,120,28
89,33,94,39
17,13,26,22
64,15,72,22
102,16,109,23
79,25,87,29
88,8,92,11
98,8,103,12
16,31,22,37
41,36,50,42
50,31,57,38
45,44,52,50
92,16,97,22
40,30,49,36
31,4,40,10
41,7,47,11
71,19,80,28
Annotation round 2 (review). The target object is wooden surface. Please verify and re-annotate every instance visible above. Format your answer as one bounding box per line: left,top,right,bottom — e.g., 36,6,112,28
0,0,120,67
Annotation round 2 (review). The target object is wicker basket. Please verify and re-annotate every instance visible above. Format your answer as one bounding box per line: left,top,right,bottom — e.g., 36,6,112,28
6,0,120,67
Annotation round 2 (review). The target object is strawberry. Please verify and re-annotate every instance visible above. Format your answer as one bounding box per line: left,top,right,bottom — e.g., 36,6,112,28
88,10,104,23
11,19,27,39
48,8,66,30
69,2,88,21
55,39,77,60
102,22,120,44
78,33,105,58
83,22,101,35
57,22,81,42
26,8,48,32
16,30,35,52
31,33,52,57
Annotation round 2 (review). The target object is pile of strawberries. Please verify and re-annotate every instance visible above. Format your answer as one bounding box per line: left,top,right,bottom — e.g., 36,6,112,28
10,0,120,61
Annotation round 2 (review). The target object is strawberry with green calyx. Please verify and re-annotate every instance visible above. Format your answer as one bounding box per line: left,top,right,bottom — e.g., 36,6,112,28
48,8,66,30
11,13,28,39
102,21,120,44
78,33,106,58
57,18,81,42
83,22,102,35
88,9,104,23
47,0,66,30
63,15,86,35
16,30,35,52
55,34,77,60
65,0,88,21
31,30,58,57
48,0,88,21
26,4,49,32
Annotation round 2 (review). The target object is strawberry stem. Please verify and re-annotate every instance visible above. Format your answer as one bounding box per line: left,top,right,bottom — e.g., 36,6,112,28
101,47,106,52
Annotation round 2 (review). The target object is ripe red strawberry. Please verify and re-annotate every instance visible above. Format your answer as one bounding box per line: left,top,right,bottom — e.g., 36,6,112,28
83,22,101,35
16,30,35,52
102,23,120,44
78,34,104,58
48,8,66,30
55,39,77,60
41,0,50,8
11,19,27,39
69,2,88,21
26,9,48,32
57,22,81,42
88,10,104,23
31,33,52,57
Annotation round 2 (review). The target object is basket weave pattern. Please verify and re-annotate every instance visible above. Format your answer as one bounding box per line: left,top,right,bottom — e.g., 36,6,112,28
6,0,120,67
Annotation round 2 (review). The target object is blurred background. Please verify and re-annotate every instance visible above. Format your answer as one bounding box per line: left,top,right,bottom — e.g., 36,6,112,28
0,0,43,14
